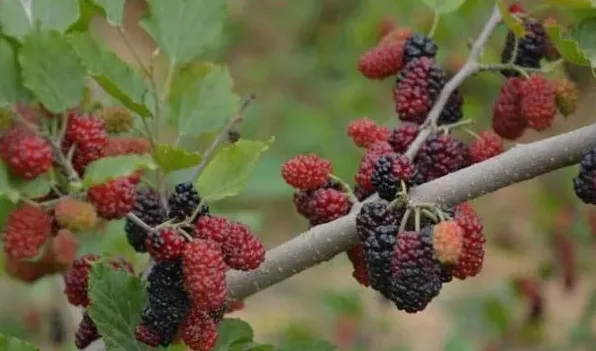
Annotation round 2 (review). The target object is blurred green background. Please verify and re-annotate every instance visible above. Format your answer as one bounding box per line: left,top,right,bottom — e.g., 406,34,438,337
2,1,596,350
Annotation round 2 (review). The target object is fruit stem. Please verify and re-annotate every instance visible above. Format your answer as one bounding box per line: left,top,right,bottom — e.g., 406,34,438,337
437,119,475,134
414,208,421,232
463,127,481,140
185,201,207,226
420,208,438,223
478,63,533,77
427,12,440,39
178,228,194,241
190,94,256,184
329,174,358,204
127,212,153,232
398,208,412,233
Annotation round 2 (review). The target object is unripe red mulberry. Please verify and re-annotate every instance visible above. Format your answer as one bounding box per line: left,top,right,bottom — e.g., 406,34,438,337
180,309,218,351
62,112,107,174
308,188,352,225
520,74,557,131
87,177,136,220
492,77,526,140
469,130,504,163
379,27,413,45
54,197,98,231
347,118,390,148
105,137,151,156
281,154,332,190
182,239,227,310
3,204,51,260
358,42,405,80
0,126,53,180
221,221,266,271
451,210,485,279
97,106,133,133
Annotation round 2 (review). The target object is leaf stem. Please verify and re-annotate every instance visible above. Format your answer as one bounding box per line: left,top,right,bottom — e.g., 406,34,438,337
427,12,440,39
190,94,256,183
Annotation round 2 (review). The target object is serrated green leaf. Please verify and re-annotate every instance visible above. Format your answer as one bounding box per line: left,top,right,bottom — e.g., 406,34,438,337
140,0,227,64
0,161,20,203
169,63,241,137
570,17,596,67
279,341,336,351
83,154,157,187
196,138,273,202
88,262,166,351
0,333,39,351
0,0,80,40
152,144,202,173
92,0,125,26
214,319,254,350
496,0,526,37
19,30,86,113
67,32,151,117
13,172,52,199
0,39,28,107
544,22,592,66
421,0,466,14
545,0,594,8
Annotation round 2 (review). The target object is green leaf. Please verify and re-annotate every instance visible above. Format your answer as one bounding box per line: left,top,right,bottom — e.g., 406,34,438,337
83,154,157,187
0,0,80,39
421,0,466,14
0,161,20,203
13,172,52,199
496,0,526,37
0,39,28,107
214,319,254,350
570,17,596,66
0,333,39,351
545,0,594,8
140,0,227,64
67,32,151,117
196,138,273,202
152,144,202,173
19,30,86,113
230,342,276,351
88,262,166,351
279,341,336,351
544,21,592,66
91,0,125,26
169,63,241,138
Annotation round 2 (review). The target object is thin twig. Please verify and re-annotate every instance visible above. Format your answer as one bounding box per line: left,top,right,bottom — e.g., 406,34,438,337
126,212,153,232
190,94,256,183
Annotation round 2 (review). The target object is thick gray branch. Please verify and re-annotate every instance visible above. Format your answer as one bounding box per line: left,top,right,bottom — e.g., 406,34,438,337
227,123,596,300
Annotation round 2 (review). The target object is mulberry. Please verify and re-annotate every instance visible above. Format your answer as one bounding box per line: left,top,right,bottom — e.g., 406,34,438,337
402,34,438,64
356,201,398,241
182,240,227,310
451,208,485,279
87,177,136,220
61,112,107,174
388,228,445,313
520,74,557,131
347,118,390,148
432,221,464,264
574,147,596,205
553,77,579,117
97,106,133,133
0,127,52,180
54,197,97,231
346,243,369,286
180,309,218,351
492,77,526,140
308,188,352,225
388,122,419,153
74,313,100,349
358,42,405,80
2,204,51,260
364,223,398,292
355,141,394,192
415,133,470,182
124,188,168,253
371,153,414,200
394,57,445,124
469,130,504,163
501,18,548,77
221,221,266,271
146,227,186,261
168,182,208,221
281,154,333,190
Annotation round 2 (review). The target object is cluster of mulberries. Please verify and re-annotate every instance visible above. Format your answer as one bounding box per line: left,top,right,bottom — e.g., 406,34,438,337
573,147,596,205
492,74,577,140
282,154,354,227
116,181,265,349
500,7,559,77
353,200,485,313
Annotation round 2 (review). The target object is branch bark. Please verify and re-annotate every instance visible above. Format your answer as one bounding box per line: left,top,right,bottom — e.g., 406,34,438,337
227,123,596,300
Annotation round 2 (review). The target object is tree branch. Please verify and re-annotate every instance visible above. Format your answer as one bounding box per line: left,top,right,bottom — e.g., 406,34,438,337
227,123,596,300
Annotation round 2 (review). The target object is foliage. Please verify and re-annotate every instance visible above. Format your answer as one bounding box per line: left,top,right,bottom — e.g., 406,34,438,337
0,0,595,350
